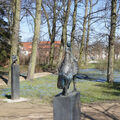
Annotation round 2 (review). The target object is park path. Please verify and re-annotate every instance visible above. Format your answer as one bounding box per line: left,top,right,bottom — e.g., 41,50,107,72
0,100,120,120
0,72,120,119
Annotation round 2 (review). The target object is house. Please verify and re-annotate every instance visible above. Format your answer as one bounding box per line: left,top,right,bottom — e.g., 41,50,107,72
19,42,32,55
20,41,61,56
19,41,61,64
87,41,107,61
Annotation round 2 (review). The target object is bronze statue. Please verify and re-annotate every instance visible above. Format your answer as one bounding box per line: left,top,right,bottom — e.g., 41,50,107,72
12,55,17,64
57,42,79,95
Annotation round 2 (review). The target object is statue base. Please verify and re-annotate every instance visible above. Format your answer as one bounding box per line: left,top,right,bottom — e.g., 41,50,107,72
11,64,20,100
53,91,81,120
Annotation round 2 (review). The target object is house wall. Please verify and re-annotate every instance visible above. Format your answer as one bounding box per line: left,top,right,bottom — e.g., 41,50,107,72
19,41,61,65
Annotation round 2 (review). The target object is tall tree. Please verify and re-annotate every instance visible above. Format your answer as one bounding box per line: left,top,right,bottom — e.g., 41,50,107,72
78,0,89,67
58,0,71,64
8,0,21,85
0,6,11,65
85,0,92,65
27,0,42,80
42,0,57,67
49,0,57,67
107,0,117,83
71,0,78,48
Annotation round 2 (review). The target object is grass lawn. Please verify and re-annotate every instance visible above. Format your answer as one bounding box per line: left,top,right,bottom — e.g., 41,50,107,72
0,74,120,104
0,65,28,73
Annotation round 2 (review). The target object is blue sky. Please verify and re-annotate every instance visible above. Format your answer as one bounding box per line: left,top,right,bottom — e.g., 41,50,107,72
20,15,49,42
20,20,33,42
19,0,119,43
19,0,103,42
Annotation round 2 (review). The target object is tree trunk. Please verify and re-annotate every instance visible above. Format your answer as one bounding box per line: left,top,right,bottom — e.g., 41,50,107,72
85,0,92,65
8,0,21,85
63,0,71,48
42,1,57,67
49,0,57,67
58,0,71,65
27,0,42,80
78,0,88,67
58,34,64,66
107,0,117,83
71,0,78,48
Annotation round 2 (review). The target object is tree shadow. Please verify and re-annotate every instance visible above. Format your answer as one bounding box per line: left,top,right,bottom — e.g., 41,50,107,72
76,73,106,82
0,71,8,84
96,82,120,90
0,75,8,84
5,94,11,99
81,103,120,120
0,71,8,76
19,73,27,79
81,112,96,120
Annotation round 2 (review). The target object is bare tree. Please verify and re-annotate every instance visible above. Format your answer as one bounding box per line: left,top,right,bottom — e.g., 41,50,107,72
42,0,57,67
85,0,93,65
8,0,21,84
107,0,117,83
27,0,42,80
71,0,78,48
78,0,88,67
58,0,71,65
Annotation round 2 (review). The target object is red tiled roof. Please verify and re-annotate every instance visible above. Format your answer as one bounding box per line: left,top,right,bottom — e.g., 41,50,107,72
20,41,61,52
20,42,32,51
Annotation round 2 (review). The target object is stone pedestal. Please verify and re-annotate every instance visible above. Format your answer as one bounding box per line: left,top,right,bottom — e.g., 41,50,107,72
11,64,20,100
53,92,81,120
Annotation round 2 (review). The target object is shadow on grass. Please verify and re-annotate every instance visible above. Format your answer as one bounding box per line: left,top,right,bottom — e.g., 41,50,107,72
96,82,120,90
0,71,27,85
5,94,11,99
104,91,120,96
0,75,8,84
76,73,106,82
19,73,27,79
0,71,8,84
95,82,120,97
0,71,8,76
76,73,93,80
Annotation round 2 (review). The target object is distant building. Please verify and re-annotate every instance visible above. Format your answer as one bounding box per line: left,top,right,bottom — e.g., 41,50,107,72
19,41,61,64
87,41,107,61
20,41,61,56
19,42,32,56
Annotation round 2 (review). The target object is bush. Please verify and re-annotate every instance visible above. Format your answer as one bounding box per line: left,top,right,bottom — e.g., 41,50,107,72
94,59,107,71
94,59,120,71
114,59,120,71
35,64,57,73
0,50,10,66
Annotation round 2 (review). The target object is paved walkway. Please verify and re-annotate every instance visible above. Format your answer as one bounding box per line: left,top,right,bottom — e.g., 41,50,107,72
0,100,120,120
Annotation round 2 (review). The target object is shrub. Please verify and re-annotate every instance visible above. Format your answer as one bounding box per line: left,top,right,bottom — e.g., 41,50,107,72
94,59,107,71
94,59,120,72
114,59,120,71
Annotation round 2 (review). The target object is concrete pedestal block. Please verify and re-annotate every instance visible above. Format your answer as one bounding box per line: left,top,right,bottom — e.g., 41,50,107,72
53,92,81,120
11,65,20,100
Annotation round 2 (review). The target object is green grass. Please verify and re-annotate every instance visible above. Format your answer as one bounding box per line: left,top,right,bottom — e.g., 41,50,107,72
0,66,9,72
77,81,120,103
0,75,120,104
0,65,28,73
93,59,120,72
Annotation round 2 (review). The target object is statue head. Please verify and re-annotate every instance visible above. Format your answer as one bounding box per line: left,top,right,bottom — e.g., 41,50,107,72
66,42,71,52
67,42,71,48
12,55,17,64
